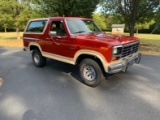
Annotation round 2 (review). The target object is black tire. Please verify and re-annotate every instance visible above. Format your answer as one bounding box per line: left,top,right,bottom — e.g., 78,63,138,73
79,58,104,87
32,49,46,67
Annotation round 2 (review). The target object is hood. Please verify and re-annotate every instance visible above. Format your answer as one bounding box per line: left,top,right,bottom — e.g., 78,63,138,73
74,32,139,46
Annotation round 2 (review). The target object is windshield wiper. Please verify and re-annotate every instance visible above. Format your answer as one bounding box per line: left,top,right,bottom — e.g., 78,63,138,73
73,31,85,34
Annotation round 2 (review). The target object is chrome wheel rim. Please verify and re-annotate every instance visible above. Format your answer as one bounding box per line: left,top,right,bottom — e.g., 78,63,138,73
82,65,96,81
34,54,40,64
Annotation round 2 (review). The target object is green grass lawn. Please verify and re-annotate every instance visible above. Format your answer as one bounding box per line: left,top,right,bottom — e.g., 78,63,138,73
135,34,160,45
134,34,160,54
0,32,23,40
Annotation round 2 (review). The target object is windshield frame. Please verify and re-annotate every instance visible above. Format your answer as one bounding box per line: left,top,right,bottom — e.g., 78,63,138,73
65,19,102,35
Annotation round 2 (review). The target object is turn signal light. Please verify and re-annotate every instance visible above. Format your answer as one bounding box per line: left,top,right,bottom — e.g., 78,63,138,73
100,47,108,51
112,57,117,61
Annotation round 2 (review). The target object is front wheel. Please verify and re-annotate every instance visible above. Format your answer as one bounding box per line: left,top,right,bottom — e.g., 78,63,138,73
32,49,46,67
79,59,104,87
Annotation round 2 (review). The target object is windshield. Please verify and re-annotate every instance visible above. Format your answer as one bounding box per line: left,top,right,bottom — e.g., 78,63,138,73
66,19,102,34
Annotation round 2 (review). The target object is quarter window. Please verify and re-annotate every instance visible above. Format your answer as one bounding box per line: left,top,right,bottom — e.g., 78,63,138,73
26,20,47,33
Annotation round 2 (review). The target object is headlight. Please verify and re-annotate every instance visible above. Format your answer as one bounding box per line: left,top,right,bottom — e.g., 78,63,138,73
113,47,118,54
112,45,122,55
112,46,122,61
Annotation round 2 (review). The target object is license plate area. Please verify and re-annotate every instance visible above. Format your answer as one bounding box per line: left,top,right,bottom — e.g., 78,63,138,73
122,55,137,72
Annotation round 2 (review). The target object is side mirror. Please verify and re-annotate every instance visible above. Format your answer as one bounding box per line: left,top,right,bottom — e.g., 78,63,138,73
49,31,57,36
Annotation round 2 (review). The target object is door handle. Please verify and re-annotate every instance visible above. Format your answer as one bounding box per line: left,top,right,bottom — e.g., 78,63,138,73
46,38,51,40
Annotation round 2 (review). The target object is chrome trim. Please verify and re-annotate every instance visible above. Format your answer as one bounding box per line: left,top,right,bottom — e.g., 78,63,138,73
113,45,123,48
111,45,122,62
108,61,126,73
112,41,140,62
121,42,139,58
108,52,141,73
135,53,141,64
82,65,96,81
23,37,40,41
112,45,122,54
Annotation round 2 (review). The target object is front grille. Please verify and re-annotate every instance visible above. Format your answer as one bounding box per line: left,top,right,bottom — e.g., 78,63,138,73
122,42,139,58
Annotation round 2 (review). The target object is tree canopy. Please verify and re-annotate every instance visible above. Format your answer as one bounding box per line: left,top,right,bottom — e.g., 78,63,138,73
92,13,107,30
101,0,159,36
34,0,99,17
0,0,100,33
0,0,42,32
0,0,159,35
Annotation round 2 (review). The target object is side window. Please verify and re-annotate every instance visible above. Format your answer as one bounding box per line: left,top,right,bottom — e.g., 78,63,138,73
26,20,47,33
50,21,66,36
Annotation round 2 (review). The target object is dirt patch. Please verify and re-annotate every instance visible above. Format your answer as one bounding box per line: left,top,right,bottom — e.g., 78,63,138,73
140,43,160,55
0,39,23,47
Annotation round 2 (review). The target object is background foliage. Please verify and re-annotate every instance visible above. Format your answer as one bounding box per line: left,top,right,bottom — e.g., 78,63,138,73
100,0,160,36
0,0,160,35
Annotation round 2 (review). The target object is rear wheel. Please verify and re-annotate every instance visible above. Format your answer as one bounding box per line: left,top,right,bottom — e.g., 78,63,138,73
32,49,46,67
79,59,104,87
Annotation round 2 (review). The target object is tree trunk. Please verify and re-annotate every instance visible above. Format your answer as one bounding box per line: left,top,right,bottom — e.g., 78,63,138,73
129,0,138,36
136,28,138,34
4,27,7,33
16,26,20,40
129,26,135,36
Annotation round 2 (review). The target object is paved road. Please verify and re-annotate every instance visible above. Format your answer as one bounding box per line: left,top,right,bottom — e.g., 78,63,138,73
0,47,160,120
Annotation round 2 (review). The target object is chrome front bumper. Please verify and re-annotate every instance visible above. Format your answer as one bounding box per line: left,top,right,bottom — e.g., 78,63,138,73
108,53,141,74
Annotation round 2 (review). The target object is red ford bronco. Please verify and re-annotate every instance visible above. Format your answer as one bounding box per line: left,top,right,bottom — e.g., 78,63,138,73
23,17,141,87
